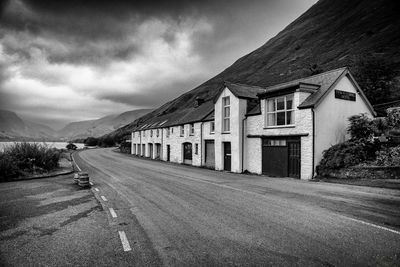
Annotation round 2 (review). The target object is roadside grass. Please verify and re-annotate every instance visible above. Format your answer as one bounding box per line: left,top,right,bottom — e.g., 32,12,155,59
0,142,61,181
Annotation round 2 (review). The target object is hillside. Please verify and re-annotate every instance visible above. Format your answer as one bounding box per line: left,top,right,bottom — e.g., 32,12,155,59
105,0,400,141
0,110,57,141
57,109,153,140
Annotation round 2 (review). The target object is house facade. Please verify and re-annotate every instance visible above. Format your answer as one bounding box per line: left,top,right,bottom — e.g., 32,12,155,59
131,67,375,179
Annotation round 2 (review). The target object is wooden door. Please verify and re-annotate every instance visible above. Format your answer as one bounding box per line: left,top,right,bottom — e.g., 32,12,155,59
205,140,215,168
223,142,231,171
183,142,192,164
288,141,301,178
167,145,170,161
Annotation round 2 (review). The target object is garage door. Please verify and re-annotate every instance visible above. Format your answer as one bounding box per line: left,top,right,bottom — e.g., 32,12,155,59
262,138,300,178
204,140,215,168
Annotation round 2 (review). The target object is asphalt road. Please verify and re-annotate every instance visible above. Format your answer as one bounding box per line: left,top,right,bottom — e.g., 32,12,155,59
74,148,400,266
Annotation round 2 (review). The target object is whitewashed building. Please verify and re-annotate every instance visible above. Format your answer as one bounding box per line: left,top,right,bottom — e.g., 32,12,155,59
131,67,375,179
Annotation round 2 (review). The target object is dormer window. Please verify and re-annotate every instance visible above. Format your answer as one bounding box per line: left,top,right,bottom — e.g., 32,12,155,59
265,94,294,127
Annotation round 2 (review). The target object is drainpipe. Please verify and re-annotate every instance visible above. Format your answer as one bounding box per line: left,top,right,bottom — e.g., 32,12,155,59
200,122,204,165
139,130,142,156
312,108,315,179
241,116,247,173
161,128,164,160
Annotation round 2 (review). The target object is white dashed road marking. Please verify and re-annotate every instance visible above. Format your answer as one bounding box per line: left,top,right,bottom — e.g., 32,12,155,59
101,196,108,201
94,188,99,192
346,216,400,235
109,208,118,218
118,231,132,252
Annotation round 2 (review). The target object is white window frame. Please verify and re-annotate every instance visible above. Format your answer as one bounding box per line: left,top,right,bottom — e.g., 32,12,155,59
222,96,230,132
265,94,295,127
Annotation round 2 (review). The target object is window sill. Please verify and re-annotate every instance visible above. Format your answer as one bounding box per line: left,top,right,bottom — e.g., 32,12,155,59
210,132,215,134
221,131,231,134
263,125,295,129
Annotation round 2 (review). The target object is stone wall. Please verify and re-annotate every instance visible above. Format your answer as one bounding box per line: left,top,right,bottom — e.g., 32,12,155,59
325,166,400,179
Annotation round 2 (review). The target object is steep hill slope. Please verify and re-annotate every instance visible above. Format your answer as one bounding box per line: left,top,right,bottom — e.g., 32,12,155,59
0,110,57,141
105,0,400,141
58,109,153,140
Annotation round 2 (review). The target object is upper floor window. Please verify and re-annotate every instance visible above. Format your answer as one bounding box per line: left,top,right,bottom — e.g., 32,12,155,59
210,121,215,134
190,123,194,135
166,128,170,137
132,132,135,138
222,96,230,132
156,129,159,137
265,94,294,127
180,125,184,137
150,130,153,137
171,127,174,134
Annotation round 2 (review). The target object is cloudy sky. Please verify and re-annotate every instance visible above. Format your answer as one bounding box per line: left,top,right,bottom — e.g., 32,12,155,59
0,0,317,129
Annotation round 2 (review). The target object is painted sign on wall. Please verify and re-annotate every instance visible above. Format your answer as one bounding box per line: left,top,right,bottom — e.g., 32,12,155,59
335,90,356,101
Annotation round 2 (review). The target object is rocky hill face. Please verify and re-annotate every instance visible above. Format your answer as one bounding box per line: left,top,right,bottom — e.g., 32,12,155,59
106,0,400,140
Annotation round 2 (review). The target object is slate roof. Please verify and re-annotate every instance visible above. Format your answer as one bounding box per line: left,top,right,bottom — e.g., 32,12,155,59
131,100,214,131
223,81,266,100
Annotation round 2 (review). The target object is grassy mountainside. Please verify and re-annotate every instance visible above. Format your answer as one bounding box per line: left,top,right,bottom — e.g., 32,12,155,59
106,0,400,141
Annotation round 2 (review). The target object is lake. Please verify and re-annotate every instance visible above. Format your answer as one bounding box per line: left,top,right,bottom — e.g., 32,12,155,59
0,142,85,152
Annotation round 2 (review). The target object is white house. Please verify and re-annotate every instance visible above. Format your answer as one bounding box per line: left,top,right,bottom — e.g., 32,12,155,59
131,67,376,179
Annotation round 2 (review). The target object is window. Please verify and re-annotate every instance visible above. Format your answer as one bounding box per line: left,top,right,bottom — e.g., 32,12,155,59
150,130,153,137
171,127,174,134
210,121,215,134
166,128,170,138
143,131,146,137
195,143,199,154
265,139,287,146
132,132,135,138
190,124,194,135
222,96,230,132
180,125,184,136
266,94,294,127
156,129,159,137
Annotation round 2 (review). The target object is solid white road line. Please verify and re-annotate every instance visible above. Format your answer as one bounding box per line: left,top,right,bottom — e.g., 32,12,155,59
71,154,82,172
94,188,99,192
101,195,108,201
345,216,400,235
89,182,94,186
118,231,132,251
109,208,117,218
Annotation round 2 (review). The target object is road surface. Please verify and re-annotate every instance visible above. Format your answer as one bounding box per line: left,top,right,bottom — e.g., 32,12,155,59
74,148,400,266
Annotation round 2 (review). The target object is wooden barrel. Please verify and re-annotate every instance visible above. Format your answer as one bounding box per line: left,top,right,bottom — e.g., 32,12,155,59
78,172,90,188
73,173,79,184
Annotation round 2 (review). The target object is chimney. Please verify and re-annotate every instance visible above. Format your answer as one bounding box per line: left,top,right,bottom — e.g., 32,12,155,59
195,97,204,107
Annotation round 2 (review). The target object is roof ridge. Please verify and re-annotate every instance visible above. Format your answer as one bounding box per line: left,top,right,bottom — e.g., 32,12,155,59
224,80,266,90
265,67,348,89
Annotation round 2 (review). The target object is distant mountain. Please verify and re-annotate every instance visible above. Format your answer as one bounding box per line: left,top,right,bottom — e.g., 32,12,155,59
0,109,57,141
0,108,153,141
104,0,400,141
57,109,153,140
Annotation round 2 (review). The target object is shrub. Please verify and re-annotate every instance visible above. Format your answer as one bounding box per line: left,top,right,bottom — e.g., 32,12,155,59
66,142,77,150
347,113,374,141
84,137,98,146
375,146,400,166
386,109,400,129
0,142,60,180
316,140,379,176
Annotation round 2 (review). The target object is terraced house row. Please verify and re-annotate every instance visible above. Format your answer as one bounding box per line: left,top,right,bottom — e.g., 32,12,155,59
131,68,375,179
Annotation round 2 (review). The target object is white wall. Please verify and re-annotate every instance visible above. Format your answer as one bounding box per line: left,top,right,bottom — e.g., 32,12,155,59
314,75,374,168
245,91,314,179
214,87,247,172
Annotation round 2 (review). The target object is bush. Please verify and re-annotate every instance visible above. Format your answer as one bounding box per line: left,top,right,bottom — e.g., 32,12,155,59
375,146,400,166
84,137,98,146
347,114,374,141
0,142,61,180
386,109,400,129
316,140,379,176
66,142,77,150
